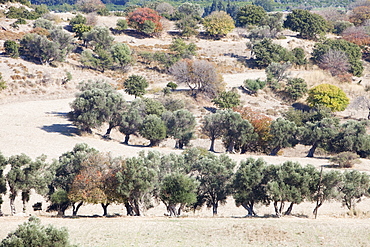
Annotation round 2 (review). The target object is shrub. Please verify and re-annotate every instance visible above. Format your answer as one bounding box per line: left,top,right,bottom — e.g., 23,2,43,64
236,5,267,27
307,84,349,112
212,90,240,109
33,18,53,30
244,78,266,93
330,152,360,168
203,11,235,38
127,7,163,35
252,38,294,68
333,21,354,35
318,49,350,76
284,78,308,101
4,40,19,58
116,19,128,31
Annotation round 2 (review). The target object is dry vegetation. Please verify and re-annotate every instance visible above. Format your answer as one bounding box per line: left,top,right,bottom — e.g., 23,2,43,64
2,9,370,246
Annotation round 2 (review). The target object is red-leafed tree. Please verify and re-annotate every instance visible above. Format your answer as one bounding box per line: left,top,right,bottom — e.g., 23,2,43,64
342,26,370,46
127,7,163,35
233,106,272,153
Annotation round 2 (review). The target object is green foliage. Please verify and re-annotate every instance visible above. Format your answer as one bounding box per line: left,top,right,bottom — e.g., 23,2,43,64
0,153,7,215
265,62,291,88
333,20,354,35
233,157,269,216
244,78,266,93
116,18,128,31
119,100,145,145
307,84,349,112
201,111,227,152
72,24,92,40
141,20,156,35
123,75,148,98
203,11,235,38
175,15,199,37
6,6,40,20
162,109,196,149
284,9,329,40
4,40,19,58
253,0,274,12
84,26,114,51
212,90,240,109
34,18,53,30
284,77,308,101
110,43,132,70
312,39,363,77
160,173,198,216
291,47,307,66
330,152,360,168
140,114,167,146
169,38,197,59
0,216,73,247
80,49,113,72
252,38,293,68
236,4,267,27
340,170,370,210
69,14,86,27
166,82,178,90
269,118,298,155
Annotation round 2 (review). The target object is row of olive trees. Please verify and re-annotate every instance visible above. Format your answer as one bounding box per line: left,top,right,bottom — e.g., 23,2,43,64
2,146,368,218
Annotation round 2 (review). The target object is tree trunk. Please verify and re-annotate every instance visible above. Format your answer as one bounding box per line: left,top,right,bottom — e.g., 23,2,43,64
72,201,83,216
123,134,130,145
125,202,134,216
0,207,3,217
227,140,235,153
242,202,256,216
212,202,218,216
149,140,160,147
313,201,323,218
307,142,318,157
284,202,294,215
10,198,16,215
167,205,177,217
132,200,141,216
21,191,29,214
104,125,113,139
270,146,281,156
178,140,184,149
274,201,284,217
101,203,110,216
209,138,216,152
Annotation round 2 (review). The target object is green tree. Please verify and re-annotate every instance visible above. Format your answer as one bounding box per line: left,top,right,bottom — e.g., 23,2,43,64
162,109,196,149
312,39,363,77
233,158,269,216
236,5,267,27
203,11,235,38
301,117,339,157
269,118,299,155
123,75,149,98
119,100,145,145
83,26,114,51
284,78,308,101
116,19,128,31
4,40,19,58
72,23,92,40
243,78,266,94
110,43,132,70
252,38,293,68
47,143,98,216
193,153,236,215
201,111,226,152
140,114,167,146
175,15,199,37
254,0,274,12
284,9,329,40
307,84,349,112
160,173,198,216
0,153,7,216
340,170,370,210
69,13,86,27
212,90,240,109
81,48,113,72
0,216,73,247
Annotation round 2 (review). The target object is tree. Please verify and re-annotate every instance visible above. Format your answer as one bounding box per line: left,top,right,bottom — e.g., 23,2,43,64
68,153,118,216
178,2,203,17
6,154,48,215
0,216,73,247
83,26,114,51
163,109,196,149
236,5,267,27
72,23,92,41
127,7,163,35
269,118,299,155
175,15,199,37
139,114,167,146
115,154,158,216
342,26,370,46
0,153,7,216
312,39,363,77
123,75,149,98
340,170,370,210
318,49,350,76
254,0,274,12
111,43,132,70
76,0,105,13
307,84,349,112
47,143,98,216
69,13,86,27
203,11,235,38
193,153,236,215
251,38,293,68
169,59,223,98
243,79,266,94
212,90,240,109
80,49,113,73
70,80,125,134
349,6,370,26
221,110,256,153
233,158,269,216
116,19,128,31
4,40,19,58
284,9,328,40
201,111,226,152
160,173,198,216
301,117,339,157
284,78,308,101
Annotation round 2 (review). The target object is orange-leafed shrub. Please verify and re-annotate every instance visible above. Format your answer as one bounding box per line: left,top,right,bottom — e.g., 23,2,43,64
342,26,370,46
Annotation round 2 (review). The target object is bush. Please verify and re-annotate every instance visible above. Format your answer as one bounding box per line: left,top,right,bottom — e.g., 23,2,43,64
4,40,19,58
0,216,73,247
127,7,163,35
307,84,349,112
330,152,360,168
318,49,350,76
212,90,241,109
284,78,308,101
244,79,266,93
116,19,128,31
33,18,53,30
203,11,235,38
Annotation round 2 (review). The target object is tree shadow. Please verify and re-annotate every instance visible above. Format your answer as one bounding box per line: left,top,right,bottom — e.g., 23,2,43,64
122,29,151,39
204,106,217,113
40,124,79,137
45,111,70,118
